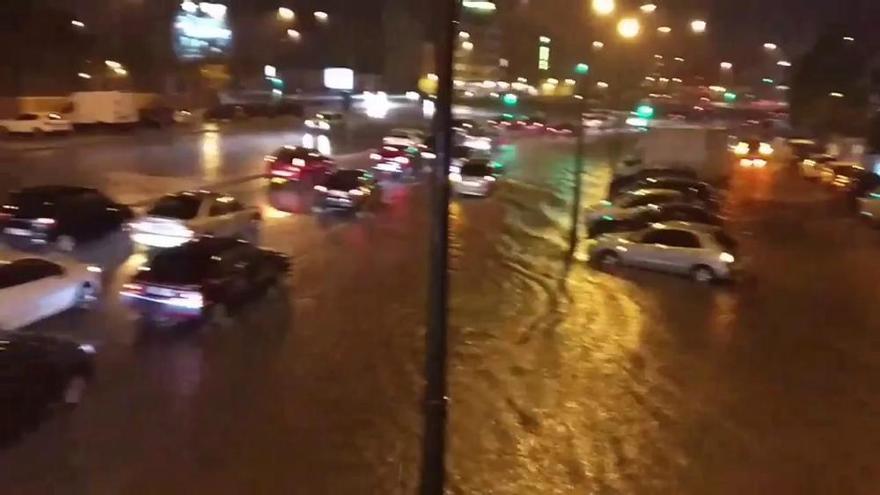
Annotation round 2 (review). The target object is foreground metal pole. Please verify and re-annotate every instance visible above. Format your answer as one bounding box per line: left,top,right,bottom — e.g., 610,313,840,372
419,0,457,494
568,80,586,255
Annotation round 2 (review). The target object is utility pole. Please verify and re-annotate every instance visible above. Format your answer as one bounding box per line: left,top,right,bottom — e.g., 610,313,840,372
568,69,588,255
419,0,457,493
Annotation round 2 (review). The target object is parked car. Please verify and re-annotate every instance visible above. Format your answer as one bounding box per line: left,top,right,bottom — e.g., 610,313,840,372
130,191,261,248
608,167,698,196
585,189,687,223
314,169,383,212
0,112,73,135
0,332,95,442
265,146,336,185
0,251,102,330
799,154,835,180
450,159,498,197
617,178,720,211
587,203,722,238
120,237,290,326
589,222,741,283
1,186,133,251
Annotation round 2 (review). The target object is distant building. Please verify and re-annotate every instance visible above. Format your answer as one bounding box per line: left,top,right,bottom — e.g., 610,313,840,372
454,1,504,82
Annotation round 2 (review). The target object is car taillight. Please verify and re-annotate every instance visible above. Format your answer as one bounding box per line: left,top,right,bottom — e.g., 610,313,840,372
121,282,143,294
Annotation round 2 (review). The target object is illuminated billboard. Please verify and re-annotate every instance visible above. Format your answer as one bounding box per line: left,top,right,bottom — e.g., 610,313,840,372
173,1,232,61
324,68,354,91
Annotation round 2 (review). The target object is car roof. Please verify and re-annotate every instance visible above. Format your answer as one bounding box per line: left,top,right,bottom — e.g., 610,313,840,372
166,190,222,201
276,146,326,159
15,185,96,199
171,236,251,257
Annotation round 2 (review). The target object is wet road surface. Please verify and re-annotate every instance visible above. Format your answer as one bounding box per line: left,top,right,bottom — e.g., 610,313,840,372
2,121,880,494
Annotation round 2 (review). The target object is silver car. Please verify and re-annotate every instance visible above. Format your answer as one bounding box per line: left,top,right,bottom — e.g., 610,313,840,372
451,159,497,197
589,222,740,282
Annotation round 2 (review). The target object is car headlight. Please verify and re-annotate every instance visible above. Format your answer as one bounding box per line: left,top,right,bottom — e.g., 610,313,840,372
449,173,462,182
803,159,816,167
719,252,735,263
759,143,773,156
734,142,749,156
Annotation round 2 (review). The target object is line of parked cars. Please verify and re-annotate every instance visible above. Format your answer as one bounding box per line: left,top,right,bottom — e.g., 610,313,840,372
792,140,880,220
585,167,742,283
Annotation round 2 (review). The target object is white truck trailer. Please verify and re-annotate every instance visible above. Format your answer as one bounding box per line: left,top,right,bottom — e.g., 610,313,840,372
70,91,139,127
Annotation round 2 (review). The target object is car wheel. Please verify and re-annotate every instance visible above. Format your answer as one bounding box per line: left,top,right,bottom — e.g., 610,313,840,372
76,282,98,309
56,235,77,252
62,375,88,405
691,265,716,283
596,250,620,268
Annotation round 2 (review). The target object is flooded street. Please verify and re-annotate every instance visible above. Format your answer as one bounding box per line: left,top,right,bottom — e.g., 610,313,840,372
3,124,880,494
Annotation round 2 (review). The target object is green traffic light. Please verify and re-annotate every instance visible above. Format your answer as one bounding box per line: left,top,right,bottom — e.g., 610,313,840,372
724,91,737,102
635,104,654,119
575,63,590,75
502,93,518,106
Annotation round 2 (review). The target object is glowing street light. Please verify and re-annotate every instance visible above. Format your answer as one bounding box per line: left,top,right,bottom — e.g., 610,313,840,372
657,26,671,34
592,41,605,50
277,7,294,21
314,11,329,23
830,92,844,98
104,60,122,69
77,72,91,79
617,17,641,39
653,54,663,60
461,41,474,51
763,42,777,50
674,57,685,62
690,20,707,34
843,36,855,42
592,0,615,16
597,81,609,89
640,3,657,13
777,60,791,67
71,20,85,28
427,73,439,81
539,36,551,44
287,29,301,40
459,31,470,39
720,61,733,70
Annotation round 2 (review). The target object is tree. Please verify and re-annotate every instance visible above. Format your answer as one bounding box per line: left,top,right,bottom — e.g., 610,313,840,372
789,29,869,137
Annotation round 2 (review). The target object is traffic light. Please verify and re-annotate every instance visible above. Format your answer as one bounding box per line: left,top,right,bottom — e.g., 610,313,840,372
575,63,590,75
724,91,737,102
635,104,655,119
503,93,518,106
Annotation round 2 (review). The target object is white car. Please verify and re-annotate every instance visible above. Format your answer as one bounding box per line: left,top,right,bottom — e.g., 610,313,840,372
383,128,425,147
589,222,741,283
585,189,685,223
130,191,261,248
305,111,345,131
0,112,73,135
858,185,880,222
0,251,102,331
451,159,497,197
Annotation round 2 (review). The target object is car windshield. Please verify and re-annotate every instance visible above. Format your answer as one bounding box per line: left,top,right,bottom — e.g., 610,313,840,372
326,171,362,190
461,163,491,176
143,252,213,285
148,195,202,219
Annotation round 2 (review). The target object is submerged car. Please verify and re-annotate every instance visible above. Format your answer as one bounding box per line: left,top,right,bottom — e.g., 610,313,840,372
450,159,498,197
314,170,382,211
585,189,686,223
0,251,102,331
586,203,722,238
120,237,290,326
589,222,740,282
0,186,133,251
130,191,261,248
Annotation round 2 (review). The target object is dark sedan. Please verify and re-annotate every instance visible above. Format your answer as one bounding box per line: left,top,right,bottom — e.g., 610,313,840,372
314,169,383,212
587,203,723,238
618,178,721,210
609,168,698,196
0,333,95,443
0,186,133,251
120,237,290,326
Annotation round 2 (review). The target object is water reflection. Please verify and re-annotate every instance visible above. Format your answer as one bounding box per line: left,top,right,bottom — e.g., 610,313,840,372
201,129,221,183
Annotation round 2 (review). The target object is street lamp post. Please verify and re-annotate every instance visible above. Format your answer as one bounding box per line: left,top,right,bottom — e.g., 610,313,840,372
419,0,457,493
569,63,590,255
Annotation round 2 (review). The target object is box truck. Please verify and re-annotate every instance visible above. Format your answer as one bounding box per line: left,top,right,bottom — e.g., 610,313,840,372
70,91,138,127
